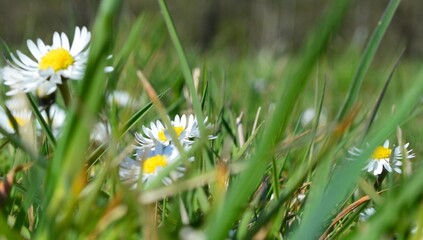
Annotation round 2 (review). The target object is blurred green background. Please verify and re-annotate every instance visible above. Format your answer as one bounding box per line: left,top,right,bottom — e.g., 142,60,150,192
1,0,423,57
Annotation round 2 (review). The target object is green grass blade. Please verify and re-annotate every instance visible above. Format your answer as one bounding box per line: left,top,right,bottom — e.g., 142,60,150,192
26,94,56,146
204,0,351,238
364,48,404,136
337,0,401,121
157,0,207,135
108,15,145,90
38,0,122,237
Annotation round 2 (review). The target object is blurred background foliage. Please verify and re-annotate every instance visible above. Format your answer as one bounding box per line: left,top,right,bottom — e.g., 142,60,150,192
2,0,423,57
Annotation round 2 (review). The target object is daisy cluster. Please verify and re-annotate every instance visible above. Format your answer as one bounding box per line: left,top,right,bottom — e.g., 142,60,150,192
349,139,415,176
0,26,216,189
119,114,215,188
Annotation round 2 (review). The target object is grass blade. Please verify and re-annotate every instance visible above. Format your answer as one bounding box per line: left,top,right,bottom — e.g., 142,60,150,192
157,0,207,135
337,0,401,121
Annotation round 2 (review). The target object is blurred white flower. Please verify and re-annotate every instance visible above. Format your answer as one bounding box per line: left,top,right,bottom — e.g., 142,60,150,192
0,107,32,135
359,207,375,222
300,107,327,127
107,90,133,108
91,121,111,143
38,104,66,137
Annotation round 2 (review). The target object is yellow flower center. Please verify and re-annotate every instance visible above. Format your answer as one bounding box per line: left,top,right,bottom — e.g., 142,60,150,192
8,116,28,128
371,146,392,160
158,126,184,142
39,48,74,72
142,155,168,174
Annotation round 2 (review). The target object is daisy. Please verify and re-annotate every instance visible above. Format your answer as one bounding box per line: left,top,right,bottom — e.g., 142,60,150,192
37,104,66,137
90,121,111,143
350,140,415,176
359,207,376,222
3,26,91,95
107,90,134,108
300,107,327,127
119,143,185,188
135,114,215,149
5,96,28,111
0,107,32,135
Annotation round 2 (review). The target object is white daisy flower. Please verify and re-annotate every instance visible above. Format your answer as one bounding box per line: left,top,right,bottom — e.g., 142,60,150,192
300,107,327,127
349,140,415,176
90,121,111,143
107,90,134,108
135,114,215,149
5,96,28,111
359,207,376,222
119,143,185,188
37,104,66,137
0,107,32,135
3,26,91,95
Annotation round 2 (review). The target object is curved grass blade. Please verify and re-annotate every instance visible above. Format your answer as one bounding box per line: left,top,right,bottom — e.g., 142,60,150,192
26,94,56,147
337,0,401,121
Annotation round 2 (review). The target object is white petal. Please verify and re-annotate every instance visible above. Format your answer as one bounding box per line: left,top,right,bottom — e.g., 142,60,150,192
61,32,70,50
17,51,38,67
374,162,383,175
27,40,42,60
383,140,389,148
52,32,62,48
37,39,48,55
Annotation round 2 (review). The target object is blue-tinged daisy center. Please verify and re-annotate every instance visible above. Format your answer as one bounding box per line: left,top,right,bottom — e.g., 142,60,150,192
143,155,167,174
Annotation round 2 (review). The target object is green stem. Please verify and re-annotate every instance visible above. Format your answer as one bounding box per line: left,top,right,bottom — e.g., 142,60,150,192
58,79,72,108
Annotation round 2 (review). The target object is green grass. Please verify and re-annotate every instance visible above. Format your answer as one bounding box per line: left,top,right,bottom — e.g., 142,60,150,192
1,0,423,239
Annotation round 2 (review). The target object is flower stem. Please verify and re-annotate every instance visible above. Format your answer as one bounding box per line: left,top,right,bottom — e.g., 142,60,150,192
59,79,72,107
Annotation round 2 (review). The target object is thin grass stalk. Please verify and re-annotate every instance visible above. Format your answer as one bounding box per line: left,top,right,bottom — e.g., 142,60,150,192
157,0,207,136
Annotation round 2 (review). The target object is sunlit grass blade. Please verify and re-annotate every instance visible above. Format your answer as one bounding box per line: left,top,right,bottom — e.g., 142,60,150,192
337,0,401,121
204,0,351,238
38,0,122,237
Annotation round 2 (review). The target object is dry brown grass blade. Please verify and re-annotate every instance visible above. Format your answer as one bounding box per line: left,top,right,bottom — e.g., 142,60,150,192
319,189,387,240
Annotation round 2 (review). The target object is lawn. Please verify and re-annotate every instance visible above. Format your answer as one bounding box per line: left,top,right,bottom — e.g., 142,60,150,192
1,0,423,239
